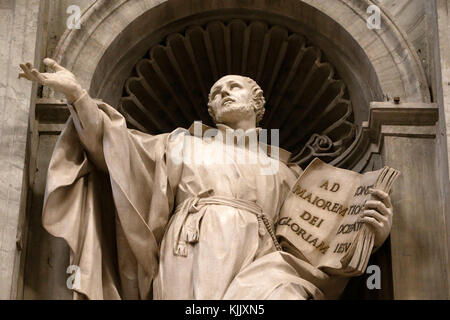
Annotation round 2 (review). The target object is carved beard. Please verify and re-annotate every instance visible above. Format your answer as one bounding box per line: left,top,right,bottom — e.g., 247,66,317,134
214,101,255,124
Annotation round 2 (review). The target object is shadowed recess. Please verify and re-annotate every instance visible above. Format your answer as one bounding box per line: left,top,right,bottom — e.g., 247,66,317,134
120,19,357,167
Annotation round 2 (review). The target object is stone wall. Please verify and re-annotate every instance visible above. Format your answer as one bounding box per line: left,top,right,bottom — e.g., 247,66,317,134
0,0,95,300
378,0,429,81
39,0,96,98
1,0,448,299
0,0,41,300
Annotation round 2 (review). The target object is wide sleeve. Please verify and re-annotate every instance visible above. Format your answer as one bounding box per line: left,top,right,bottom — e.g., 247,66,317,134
42,96,180,300
66,90,107,171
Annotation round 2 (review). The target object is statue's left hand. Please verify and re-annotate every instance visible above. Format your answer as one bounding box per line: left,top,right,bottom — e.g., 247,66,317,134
358,189,393,250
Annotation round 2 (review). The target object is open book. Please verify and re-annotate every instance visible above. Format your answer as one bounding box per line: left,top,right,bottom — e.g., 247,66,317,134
276,158,400,277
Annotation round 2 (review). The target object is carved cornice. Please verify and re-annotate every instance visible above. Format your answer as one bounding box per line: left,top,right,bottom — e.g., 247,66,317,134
335,102,439,171
35,99,69,134
365,102,439,141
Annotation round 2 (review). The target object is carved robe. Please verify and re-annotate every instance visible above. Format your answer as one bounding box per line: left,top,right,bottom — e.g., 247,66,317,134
42,92,347,300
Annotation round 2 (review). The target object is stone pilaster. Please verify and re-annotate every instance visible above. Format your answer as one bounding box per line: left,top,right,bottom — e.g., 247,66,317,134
367,101,449,299
0,0,42,299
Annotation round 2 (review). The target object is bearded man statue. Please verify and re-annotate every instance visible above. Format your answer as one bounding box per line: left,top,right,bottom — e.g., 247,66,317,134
19,58,393,300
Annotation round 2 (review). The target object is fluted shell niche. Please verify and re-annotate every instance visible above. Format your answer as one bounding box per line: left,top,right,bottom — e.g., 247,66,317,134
120,19,357,167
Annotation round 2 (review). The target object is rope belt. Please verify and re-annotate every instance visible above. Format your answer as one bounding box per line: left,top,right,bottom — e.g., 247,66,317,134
172,189,282,257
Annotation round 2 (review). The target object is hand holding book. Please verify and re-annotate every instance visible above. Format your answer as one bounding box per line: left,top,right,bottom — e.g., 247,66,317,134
275,158,400,277
359,188,393,250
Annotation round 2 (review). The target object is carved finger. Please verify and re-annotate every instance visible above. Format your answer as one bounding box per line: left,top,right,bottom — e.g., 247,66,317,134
361,209,387,224
20,64,38,82
43,58,64,72
364,200,390,216
370,188,392,208
26,62,37,74
18,72,32,81
359,216,383,229
20,64,30,73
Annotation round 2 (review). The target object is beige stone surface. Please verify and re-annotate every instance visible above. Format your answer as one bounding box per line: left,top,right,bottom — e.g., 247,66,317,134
41,0,96,98
384,133,448,299
436,0,450,175
32,72,393,299
0,0,41,299
378,0,429,77
52,0,429,106
360,100,448,299
435,0,450,298
3,0,448,300
23,134,71,300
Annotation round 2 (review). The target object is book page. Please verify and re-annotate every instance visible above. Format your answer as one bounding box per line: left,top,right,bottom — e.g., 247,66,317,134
276,158,398,275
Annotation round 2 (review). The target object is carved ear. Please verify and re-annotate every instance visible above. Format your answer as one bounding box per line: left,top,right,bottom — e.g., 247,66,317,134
207,108,217,124
256,107,265,125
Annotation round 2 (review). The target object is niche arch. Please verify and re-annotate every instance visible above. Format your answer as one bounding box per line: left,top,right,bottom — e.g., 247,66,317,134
53,0,430,170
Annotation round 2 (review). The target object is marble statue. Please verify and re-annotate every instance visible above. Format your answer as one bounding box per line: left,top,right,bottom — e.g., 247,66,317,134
19,58,393,300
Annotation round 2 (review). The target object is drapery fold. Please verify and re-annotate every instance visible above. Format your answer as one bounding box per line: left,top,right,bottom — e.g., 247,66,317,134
41,96,349,300
42,101,179,299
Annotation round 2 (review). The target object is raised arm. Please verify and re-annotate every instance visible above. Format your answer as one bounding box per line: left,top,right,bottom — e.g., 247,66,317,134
20,58,106,170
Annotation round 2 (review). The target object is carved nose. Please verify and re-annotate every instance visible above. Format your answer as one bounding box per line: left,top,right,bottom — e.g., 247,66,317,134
221,89,230,97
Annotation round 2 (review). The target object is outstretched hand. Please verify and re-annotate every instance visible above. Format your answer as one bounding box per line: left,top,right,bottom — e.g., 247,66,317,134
358,188,394,250
19,58,84,103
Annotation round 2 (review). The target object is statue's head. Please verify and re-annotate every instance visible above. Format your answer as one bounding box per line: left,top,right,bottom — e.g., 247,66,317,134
207,75,265,127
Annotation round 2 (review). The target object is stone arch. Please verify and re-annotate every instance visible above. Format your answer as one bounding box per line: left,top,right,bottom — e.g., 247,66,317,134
52,0,430,169
54,0,429,101
120,19,358,166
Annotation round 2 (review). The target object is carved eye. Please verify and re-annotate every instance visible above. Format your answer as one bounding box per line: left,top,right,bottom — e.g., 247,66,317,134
230,83,241,90
211,89,221,100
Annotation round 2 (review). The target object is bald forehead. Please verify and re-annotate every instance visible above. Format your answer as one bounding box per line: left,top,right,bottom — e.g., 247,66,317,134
210,75,249,91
